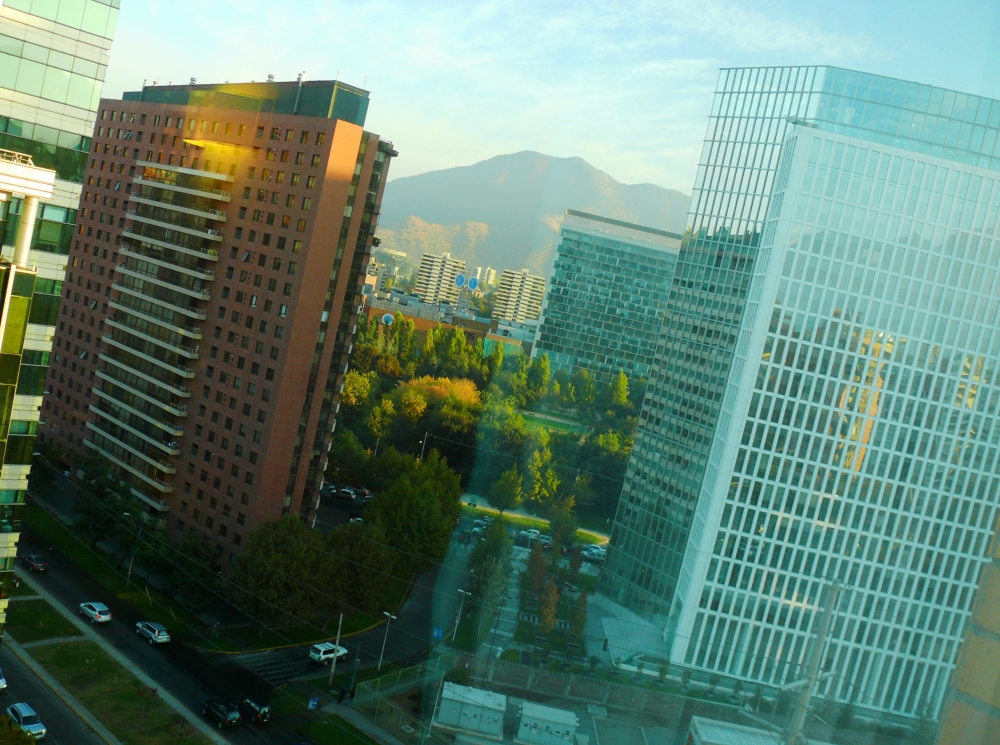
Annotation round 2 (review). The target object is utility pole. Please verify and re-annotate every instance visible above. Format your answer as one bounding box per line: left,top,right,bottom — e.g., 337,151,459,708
451,589,470,642
328,612,343,687
419,431,430,460
786,580,841,745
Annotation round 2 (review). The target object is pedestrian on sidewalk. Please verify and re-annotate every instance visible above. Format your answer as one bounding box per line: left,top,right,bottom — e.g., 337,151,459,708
348,689,355,706
338,686,347,704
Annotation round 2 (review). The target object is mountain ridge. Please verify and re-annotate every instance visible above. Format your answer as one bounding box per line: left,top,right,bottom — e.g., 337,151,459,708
376,151,691,278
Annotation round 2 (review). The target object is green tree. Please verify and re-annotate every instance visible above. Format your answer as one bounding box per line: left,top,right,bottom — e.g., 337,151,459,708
341,370,376,408
527,541,547,595
230,516,326,626
167,529,219,609
0,714,35,744
326,430,370,486
526,354,551,402
365,398,395,440
485,342,504,382
572,369,596,409
73,459,131,550
400,388,428,422
467,521,512,629
538,579,559,633
525,447,559,510
322,521,397,618
609,370,630,409
488,467,523,514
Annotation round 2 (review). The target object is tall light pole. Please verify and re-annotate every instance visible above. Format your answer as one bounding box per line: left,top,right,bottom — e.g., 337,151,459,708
123,512,142,588
327,612,343,687
451,589,470,642
378,611,396,671
419,432,430,460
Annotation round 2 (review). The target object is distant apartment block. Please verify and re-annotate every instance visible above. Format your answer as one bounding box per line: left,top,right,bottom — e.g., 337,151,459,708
415,251,464,305
533,210,680,384
474,265,497,289
40,79,394,561
493,267,545,323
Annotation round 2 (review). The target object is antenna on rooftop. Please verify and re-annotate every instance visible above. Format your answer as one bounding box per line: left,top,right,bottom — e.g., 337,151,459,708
189,77,196,84
267,74,275,83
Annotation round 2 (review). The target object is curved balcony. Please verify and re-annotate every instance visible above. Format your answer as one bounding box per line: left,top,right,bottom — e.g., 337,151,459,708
115,265,212,300
119,245,215,280
96,368,189,411
89,403,182,455
93,386,183,435
86,421,177,474
113,283,207,320
128,212,223,241
102,334,195,378
108,300,202,339
105,318,199,358
122,228,219,261
130,194,227,222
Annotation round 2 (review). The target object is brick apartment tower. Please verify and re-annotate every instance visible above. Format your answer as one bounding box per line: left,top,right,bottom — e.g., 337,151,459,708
40,80,394,560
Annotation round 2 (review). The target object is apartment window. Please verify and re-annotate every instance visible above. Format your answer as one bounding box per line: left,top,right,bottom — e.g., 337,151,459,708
255,126,264,139
291,173,301,186
268,278,277,292
283,282,293,296
279,304,288,318
285,194,295,208
247,167,255,179
292,240,303,253
270,346,279,360
288,262,297,275
257,410,266,423
242,187,251,199
310,154,321,167
238,124,246,136
315,132,326,146
266,148,276,161
296,220,307,232
265,368,275,381
274,326,284,339
272,258,282,271
295,152,305,165
301,197,312,210
306,176,316,189
243,403,252,416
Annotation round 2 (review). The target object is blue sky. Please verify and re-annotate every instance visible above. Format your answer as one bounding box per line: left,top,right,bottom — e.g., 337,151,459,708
104,0,1000,192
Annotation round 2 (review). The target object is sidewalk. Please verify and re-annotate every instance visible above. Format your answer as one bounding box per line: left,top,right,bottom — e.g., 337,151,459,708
15,567,228,745
5,635,122,745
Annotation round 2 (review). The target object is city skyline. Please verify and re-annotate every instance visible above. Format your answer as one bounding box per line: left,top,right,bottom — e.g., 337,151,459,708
100,1,1000,191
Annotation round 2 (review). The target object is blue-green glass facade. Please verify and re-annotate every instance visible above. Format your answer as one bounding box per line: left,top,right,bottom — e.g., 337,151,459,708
534,210,680,386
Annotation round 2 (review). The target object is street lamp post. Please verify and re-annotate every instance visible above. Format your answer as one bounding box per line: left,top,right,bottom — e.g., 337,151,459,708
378,611,396,671
123,512,142,588
451,589,470,642
350,643,362,692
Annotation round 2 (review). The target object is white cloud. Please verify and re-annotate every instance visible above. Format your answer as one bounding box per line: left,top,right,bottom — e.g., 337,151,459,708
103,0,875,190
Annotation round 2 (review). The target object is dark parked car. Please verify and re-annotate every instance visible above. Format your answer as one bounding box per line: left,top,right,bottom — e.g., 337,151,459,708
238,698,271,723
19,554,48,572
337,486,357,500
458,530,472,544
201,699,241,728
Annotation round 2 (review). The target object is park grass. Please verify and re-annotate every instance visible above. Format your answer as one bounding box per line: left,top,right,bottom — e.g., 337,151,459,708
521,412,577,433
31,640,209,745
301,714,378,745
4,597,82,644
9,580,38,597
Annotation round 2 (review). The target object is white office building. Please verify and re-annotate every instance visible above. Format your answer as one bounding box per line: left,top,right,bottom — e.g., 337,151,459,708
605,66,1000,717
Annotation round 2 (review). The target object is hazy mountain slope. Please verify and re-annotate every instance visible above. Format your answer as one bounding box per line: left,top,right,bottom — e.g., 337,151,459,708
377,151,691,277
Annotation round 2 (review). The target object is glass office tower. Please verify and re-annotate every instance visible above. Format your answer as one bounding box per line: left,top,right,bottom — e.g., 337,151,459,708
534,209,681,385
604,66,1000,716
0,0,117,641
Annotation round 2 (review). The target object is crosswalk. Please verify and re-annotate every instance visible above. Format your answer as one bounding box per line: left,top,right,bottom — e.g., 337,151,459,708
232,648,315,685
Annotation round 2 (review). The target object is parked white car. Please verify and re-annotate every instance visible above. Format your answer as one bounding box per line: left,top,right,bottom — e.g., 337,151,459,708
518,529,540,541
6,702,46,739
135,621,171,644
79,602,113,624
308,642,348,665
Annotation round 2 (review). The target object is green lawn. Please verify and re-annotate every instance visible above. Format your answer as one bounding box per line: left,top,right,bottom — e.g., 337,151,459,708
300,714,378,745
521,412,577,432
22,505,205,640
31,641,209,745
9,581,38,597
4,597,82,644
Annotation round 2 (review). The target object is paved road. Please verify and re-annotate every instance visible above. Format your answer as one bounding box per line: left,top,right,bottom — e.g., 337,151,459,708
16,534,278,745
0,640,106,744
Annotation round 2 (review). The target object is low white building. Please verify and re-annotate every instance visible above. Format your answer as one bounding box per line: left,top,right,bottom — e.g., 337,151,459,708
515,701,578,745
433,682,506,741
686,717,835,745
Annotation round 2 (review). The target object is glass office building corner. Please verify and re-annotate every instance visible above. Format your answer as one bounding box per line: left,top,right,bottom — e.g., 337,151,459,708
605,66,1000,718
0,0,119,639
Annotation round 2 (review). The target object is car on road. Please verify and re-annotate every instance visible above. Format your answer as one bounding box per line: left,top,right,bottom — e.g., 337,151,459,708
18,554,48,572
238,698,271,723
458,530,472,544
349,516,363,524
6,702,46,739
79,602,113,624
308,642,348,665
201,699,241,728
0,667,7,693
135,621,171,644
355,487,372,501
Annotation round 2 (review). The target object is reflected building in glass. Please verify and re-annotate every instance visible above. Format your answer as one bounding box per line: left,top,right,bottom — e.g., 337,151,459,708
534,209,681,386
604,66,1000,717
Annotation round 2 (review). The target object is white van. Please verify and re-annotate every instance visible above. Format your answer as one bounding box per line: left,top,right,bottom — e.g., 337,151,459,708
308,642,348,665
